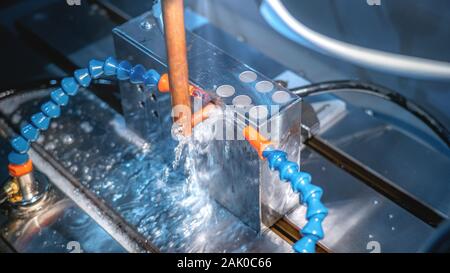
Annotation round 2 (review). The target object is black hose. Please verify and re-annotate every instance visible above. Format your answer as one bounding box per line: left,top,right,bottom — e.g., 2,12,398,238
290,80,450,148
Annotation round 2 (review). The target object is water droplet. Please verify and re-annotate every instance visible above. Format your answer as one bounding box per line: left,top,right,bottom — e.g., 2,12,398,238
70,165,78,173
62,134,74,145
36,135,45,144
365,109,374,116
80,121,93,133
140,20,153,30
44,142,56,151
112,193,122,202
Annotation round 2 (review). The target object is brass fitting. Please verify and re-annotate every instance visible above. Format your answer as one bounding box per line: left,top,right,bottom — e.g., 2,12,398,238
3,177,23,204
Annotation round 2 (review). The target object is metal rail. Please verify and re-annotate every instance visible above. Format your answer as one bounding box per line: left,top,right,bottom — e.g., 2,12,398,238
271,218,329,253
306,136,445,227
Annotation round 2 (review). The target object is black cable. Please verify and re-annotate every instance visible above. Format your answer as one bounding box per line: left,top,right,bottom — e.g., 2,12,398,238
290,80,450,148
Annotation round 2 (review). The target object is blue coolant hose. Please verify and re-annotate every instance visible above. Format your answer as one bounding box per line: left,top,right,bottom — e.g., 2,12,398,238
8,57,161,166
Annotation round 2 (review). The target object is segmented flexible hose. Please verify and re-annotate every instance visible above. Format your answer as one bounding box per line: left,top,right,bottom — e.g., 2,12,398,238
8,57,161,165
263,148,327,253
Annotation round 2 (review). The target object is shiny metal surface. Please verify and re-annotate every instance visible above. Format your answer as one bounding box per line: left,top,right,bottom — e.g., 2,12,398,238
1,196,126,253
113,12,301,232
319,105,450,217
27,148,157,253
287,146,435,253
0,88,292,253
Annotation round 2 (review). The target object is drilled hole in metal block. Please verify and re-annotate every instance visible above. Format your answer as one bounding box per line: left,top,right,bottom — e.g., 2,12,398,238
272,91,292,104
233,95,252,107
152,110,159,118
139,101,145,108
255,81,274,93
239,71,257,83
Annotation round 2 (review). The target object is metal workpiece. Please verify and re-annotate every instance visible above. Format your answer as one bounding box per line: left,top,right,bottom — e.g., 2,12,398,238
113,12,299,120
191,99,302,232
113,12,302,233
